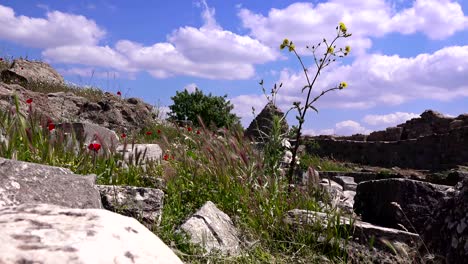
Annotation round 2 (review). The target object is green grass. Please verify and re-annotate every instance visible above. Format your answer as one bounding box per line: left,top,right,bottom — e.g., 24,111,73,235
0,91,361,263
299,153,351,172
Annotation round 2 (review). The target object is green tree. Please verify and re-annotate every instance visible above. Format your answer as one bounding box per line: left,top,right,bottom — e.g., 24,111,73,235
168,88,241,129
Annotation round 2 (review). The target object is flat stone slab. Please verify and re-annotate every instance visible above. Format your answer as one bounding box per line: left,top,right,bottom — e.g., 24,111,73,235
98,185,164,229
333,176,357,191
284,209,420,250
0,158,101,209
180,201,241,256
0,203,183,264
116,144,162,166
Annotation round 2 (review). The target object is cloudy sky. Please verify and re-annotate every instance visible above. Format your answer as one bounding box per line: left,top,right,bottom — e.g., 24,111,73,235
0,0,467,135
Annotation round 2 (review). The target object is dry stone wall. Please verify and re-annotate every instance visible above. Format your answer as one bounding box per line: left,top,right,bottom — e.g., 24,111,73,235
305,110,468,170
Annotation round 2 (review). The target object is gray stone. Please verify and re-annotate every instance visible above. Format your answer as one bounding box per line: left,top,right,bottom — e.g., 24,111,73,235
244,102,288,143
319,179,356,213
1,59,64,85
354,178,455,235
294,167,320,186
284,209,420,250
116,144,163,166
333,176,357,191
55,122,119,150
0,158,101,209
180,201,241,255
0,203,183,264
422,177,468,263
0,81,158,134
98,185,164,229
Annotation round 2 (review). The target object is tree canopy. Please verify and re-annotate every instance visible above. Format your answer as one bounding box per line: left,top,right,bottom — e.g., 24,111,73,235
168,88,241,129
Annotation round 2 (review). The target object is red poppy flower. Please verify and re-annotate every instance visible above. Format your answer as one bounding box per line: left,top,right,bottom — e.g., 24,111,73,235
88,143,101,152
187,127,192,132
146,131,152,135
196,130,201,135
121,133,127,138
26,98,33,104
48,123,55,131
163,154,169,161
117,91,122,96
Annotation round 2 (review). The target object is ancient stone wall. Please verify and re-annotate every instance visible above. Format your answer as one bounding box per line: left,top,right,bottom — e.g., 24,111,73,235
305,125,468,170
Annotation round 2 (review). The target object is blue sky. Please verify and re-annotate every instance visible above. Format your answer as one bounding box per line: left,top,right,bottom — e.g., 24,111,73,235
0,0,467,135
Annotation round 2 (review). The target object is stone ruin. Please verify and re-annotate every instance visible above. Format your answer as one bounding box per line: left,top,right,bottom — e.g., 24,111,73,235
305,110,468,170
244,102,289,143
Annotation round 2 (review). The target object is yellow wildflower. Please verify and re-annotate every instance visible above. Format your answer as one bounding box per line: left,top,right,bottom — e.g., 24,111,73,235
339,82,348,89
327,46,334,54
339,22,347,33
289,44,295,52
282,39,289,45
345,46,351,53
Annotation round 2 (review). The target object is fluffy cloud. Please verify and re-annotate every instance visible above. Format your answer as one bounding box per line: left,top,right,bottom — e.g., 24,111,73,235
267,45,468,113
334,120,372,135
389,0,468,39
43,45,130,70
230,94,268,127
301,120,372,136
238,0,468,56
114,39,258,80
37,1,276,80
363,112,420,126
0,5,105,48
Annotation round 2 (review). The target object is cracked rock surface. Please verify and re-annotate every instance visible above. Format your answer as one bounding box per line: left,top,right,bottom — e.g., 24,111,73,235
180,201,241,255
0,203,183,264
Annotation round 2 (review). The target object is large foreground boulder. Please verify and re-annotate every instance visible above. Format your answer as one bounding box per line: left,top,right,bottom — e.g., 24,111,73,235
0,158,101,209
422,178,468,263
354,179,455,235
0,203,183,264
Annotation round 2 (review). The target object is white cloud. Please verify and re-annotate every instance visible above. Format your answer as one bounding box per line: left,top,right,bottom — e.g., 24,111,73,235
38,1,276,80
335,120,372,135
230,94,268,127
268,45,468,113
184,83,198,93
43,45,130,70
238,0,468,56
389,0,468,40
0,4,105,48
363,112,420,126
